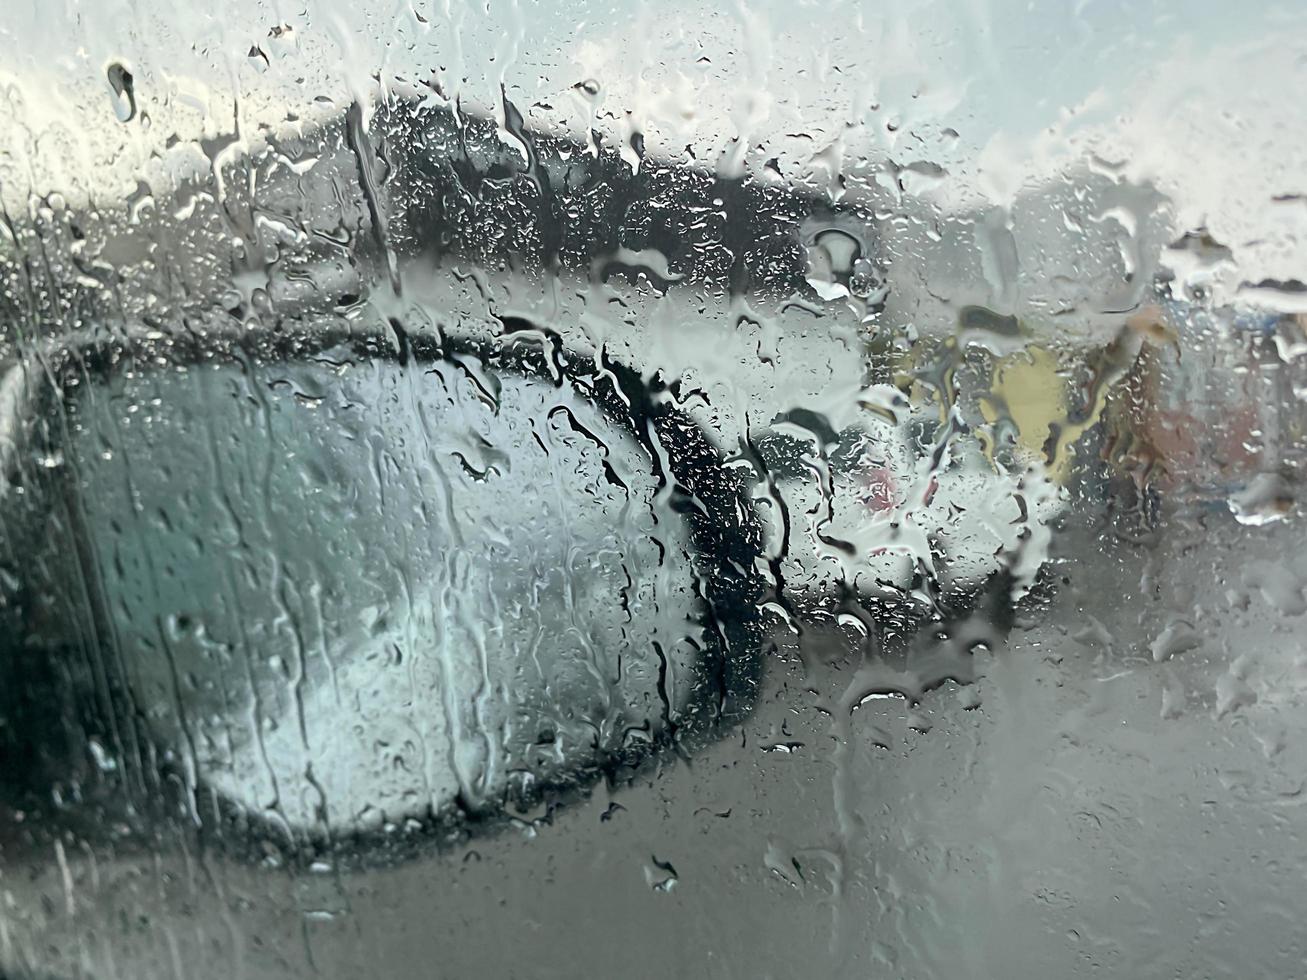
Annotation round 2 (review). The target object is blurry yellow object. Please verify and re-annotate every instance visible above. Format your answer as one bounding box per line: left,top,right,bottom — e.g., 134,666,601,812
981,308,1177,482
891,309,1174,484
981,346,1072,480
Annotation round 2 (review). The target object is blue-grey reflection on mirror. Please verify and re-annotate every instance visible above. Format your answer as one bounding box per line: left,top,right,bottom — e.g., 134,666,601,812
0,331,764,852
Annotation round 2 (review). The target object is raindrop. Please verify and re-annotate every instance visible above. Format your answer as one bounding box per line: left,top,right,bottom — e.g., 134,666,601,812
105,61,137,123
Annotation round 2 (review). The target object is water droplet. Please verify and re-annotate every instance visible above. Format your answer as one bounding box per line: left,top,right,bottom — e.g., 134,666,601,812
645,855,678,892
1228,472,1294,526
105,61,136,123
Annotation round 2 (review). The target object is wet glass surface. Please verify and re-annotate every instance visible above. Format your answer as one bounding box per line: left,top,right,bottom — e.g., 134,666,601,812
1,2,1306,978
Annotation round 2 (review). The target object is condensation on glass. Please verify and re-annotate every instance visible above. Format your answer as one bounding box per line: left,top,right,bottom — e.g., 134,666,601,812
0,2,1305,978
